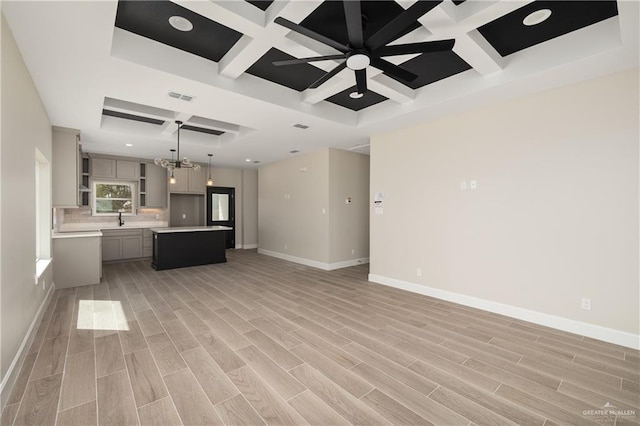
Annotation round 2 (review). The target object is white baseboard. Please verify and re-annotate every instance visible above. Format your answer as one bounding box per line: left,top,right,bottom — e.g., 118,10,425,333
258,249,369,271
0,283,55,406
368,274,640,350
241,244,258,249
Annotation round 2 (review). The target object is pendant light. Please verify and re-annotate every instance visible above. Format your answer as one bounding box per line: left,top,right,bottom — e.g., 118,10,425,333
155,121,201,174
206,154,214,186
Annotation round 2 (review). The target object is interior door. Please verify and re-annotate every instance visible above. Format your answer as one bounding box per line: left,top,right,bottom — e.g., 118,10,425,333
206,186,235,249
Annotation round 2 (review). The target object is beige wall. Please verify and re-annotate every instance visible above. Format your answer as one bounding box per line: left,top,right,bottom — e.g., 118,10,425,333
259,149,330,263
258,148,369,269
1,12,53,397
329,149,369,264
370,69,639,341
241,169,258,247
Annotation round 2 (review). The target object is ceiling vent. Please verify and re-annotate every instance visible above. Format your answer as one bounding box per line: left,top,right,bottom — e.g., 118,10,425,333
292,124,309,129
168,91,195,102
289,149,299,154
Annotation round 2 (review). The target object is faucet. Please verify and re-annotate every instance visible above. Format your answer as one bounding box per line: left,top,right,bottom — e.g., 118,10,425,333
118,211,124,227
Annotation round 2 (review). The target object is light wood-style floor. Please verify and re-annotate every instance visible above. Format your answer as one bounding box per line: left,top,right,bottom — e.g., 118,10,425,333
2,250,639,426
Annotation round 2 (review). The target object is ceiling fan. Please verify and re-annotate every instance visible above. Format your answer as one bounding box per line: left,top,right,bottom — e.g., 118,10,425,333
273,0,455,96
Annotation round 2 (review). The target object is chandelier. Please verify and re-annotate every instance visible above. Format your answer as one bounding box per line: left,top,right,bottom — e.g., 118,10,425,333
155,120,201,174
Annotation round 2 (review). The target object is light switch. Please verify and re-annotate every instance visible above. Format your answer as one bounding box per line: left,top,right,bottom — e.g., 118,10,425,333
470,180,478,190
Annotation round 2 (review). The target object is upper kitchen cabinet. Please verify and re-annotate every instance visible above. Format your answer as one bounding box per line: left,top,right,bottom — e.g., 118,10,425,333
91,157,139,179
140,162,167,208
52,126,80,208
169,166,205,194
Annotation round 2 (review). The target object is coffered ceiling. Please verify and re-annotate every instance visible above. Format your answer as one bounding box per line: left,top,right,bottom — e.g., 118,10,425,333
2,1,638,168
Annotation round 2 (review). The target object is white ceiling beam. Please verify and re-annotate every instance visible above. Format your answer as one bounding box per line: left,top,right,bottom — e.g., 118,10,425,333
302,69,353,104
368,74,415,104
219,35,272,79
454,30,504,76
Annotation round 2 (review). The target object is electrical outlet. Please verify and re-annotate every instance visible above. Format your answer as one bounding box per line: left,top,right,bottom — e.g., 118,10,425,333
351,248,355,255
581,298,591,311
182,214,186,219
470,180,478,190
155,214,160,219
42,280,46,291
460,180,467,190
284,244,288,250
416,268,422,277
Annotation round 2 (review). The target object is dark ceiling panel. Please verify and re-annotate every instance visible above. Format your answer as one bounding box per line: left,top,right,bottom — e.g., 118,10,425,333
102,109,164,125
246,48,328,92
325,86,387,111
182,125,224,136
245,1,274,12
385,50,471,89
300,1,426,48
115,0,243,62
478,0,618,57
452,0,466,5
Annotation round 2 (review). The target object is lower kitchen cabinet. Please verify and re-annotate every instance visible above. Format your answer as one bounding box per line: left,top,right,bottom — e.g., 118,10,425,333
53,232,102,288
102,229,146,261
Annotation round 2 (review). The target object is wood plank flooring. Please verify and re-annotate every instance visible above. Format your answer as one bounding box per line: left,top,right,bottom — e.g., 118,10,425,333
2,249,638,425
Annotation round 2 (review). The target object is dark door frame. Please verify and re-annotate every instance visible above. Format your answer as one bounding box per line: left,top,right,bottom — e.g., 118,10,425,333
206,186,235,249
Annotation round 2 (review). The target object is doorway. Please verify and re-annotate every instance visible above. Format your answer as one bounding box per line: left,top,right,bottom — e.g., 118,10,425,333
206,186,235,249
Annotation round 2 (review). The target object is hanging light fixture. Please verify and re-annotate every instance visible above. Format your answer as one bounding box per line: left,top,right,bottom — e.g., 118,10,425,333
206,153,214,186
155,121,201,179
168,149,177,184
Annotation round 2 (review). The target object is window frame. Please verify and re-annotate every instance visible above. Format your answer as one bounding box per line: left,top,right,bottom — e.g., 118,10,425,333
92,180,137,216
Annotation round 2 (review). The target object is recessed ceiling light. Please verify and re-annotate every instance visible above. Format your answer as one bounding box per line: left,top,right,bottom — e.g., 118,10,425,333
349,91,364,99
523,9,552,26
245,158,251,162
125,143,133,147
168,16,193,32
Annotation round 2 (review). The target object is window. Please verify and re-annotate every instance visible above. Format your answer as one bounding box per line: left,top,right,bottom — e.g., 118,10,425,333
92,181,136,215
35,148,52,281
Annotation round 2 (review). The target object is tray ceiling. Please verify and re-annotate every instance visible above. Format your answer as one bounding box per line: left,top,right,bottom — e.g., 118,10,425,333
2,0,637,167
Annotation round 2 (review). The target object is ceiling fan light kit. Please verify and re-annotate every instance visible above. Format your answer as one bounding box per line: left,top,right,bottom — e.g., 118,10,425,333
273,0,454,95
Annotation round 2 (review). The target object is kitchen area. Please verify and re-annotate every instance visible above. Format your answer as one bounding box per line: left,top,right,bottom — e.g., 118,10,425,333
51,126,247,289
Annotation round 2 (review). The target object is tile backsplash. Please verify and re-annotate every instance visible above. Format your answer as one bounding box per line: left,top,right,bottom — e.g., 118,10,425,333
55,207,168,228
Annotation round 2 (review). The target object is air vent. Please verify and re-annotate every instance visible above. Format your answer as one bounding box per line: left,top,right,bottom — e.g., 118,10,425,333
181,124,224,136
253,160,261,164
293,124,309,129
289,150,299,154
168,91,195,102
102,109,164,125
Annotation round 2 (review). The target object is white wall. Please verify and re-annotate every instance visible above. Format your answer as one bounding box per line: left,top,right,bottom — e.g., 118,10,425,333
370,69,639,347
1,12,53,401
258,148,369,269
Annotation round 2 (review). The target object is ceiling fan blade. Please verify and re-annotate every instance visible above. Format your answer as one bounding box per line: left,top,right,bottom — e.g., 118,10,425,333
355,69,367,94
308,62,347,89
274,17,349,53
273,55,346,66
375,39,455,57
343,0,364,48
365,1,442,51
370,57,418,83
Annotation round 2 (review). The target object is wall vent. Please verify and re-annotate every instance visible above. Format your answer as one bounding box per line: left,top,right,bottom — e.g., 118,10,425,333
168,91,195,102
289,150,299,154
292,124,309,129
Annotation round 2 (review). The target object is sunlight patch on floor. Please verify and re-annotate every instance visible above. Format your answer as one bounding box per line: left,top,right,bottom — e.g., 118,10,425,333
77,300,130,331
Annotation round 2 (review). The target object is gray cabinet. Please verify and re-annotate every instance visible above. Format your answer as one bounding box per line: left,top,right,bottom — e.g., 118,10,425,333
141,163,167,207
53,233,101,287
169,166,205,194
101,229,144,261
143,229,153,257
52,127,80,208
91,158,139,179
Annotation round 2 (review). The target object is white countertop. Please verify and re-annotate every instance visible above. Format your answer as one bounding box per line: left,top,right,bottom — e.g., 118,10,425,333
150,226,233,233
57,221,168,232
52,230,103,239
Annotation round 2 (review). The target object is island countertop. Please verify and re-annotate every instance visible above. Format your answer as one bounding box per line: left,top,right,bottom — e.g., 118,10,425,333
150,226,233,233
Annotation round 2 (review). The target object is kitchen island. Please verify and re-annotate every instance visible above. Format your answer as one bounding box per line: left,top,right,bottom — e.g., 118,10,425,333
150,226,232,270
